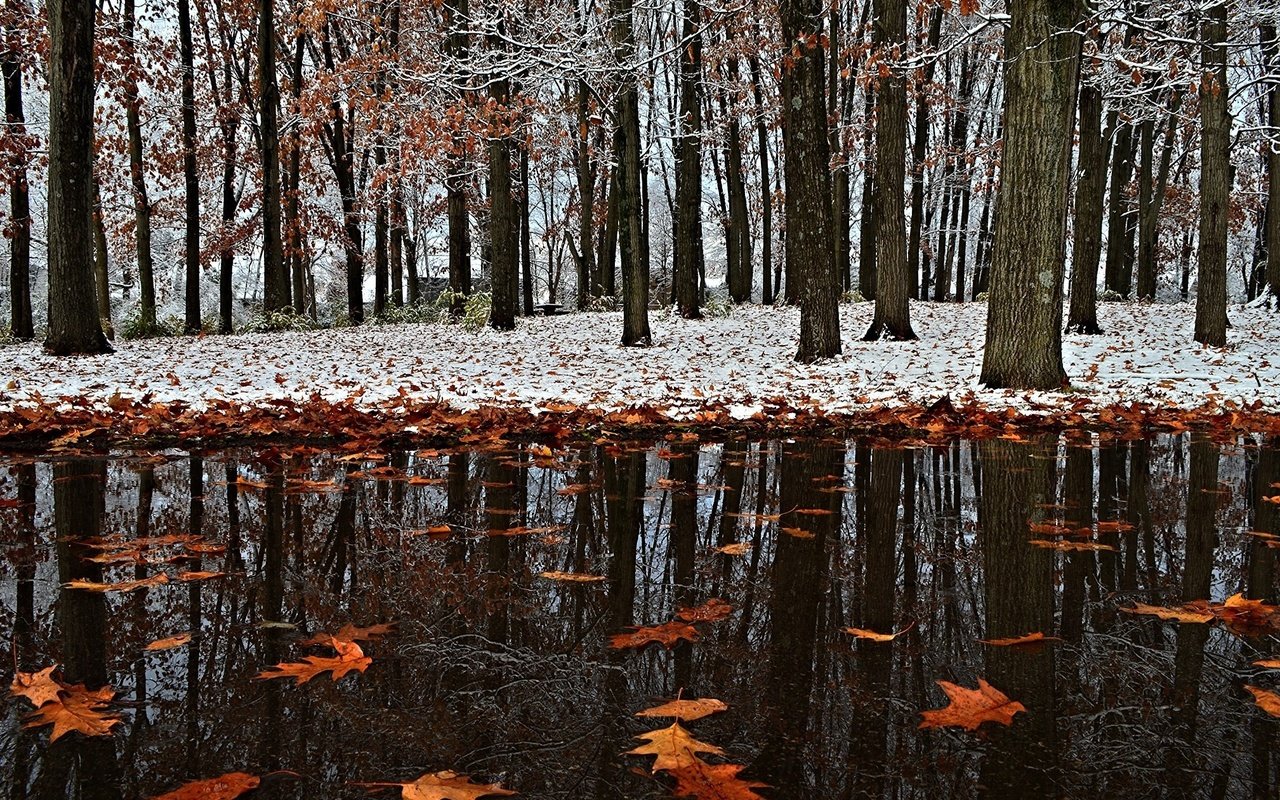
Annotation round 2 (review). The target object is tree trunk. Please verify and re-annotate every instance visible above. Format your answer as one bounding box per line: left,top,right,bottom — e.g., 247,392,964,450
488,77,517,331
445,0,471,311
3,0,31,339
92,180,114,339
1136,97,1180,301
1102,124,1135,297
219,117,237,332
980,0,1082,389
864,0,915,340
179,0,200,333
1195,2,1229,346
45,0,110,354
673,0,704,317
124,0,156,330
612,0,650,345
750,43,773,304
907,6,943,301
726,57,751,304
857,82,877,300
575,77,595,308
520,141,534,314
321,32,362,324
1067,84,1105,334
781,0,840,361
259,0,288,313
1262,24,1280,306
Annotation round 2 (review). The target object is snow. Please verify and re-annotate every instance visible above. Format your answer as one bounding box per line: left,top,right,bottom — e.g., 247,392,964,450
1,301,1277,422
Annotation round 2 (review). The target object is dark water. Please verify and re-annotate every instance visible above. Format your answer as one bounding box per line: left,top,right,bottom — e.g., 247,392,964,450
1,434,1278,799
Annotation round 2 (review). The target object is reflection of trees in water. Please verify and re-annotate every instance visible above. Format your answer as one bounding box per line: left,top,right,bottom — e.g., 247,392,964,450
0,434,1276,798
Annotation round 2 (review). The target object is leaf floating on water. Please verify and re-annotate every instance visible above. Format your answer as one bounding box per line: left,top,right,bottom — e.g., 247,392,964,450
151,772,261,800
64,573,170,593
918,679,1026,731
609,621,701,650
667,760,769,800
979,632,1061,647
676,598,733,623
538,570,607,583
1214,593,1280,637
9,666,65,708
1245,685,1280,718
175,571,227,582
1119,602,1214,624
356,770,516,799
1252,658,1280,669
302,622,398,647
24,684,121,741
257,639,372,684
843,621,914,643
714,542,751,556
627,722,725,772
1028,539,1117,552
635,697,728,722
145,633,193,651
780,527,815,539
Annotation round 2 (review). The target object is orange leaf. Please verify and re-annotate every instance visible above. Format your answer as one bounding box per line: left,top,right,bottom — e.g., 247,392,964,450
1245,685,1280,718
714,542,751,556
146,634,193,651
1120,602,1214,624
10,666,65,707
979,632,1061,647
538,571,607,583
676,598,733,623
1213,593,1280,637
843,621,914,643
151,772,261,800
667,760,769,799
64,573,170,593
257,639,372,684
1253,658,1280,669
918,679,1026,731
23,684,121,741
609,621,701,650
627,722,724,772
303,622,398,647
1028,540,1117,552
635,697,728,722
357,770,516,799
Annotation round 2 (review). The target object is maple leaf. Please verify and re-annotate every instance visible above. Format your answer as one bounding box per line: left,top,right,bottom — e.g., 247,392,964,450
1213,594,1280,637
635,697,728,722
979,632,1061,647
918,679,1026,731
358,770,516,799
627,723,725,772
24,684,121,741
10,666,65,707
303,622,398,647
538,571,607,583
145,633,193,651
676,598,733,623
1245,685,1280,718
843,622,914,643
1120,602,1214,624
151,772,261,800
667,761,769,800
257,639,372,684
609,621,701,650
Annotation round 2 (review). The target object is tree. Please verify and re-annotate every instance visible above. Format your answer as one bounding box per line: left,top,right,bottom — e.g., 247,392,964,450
980,0,1083,389
179,0,201,333
123,0,156,331
1261,22,1279,306
672,0,704,319
1194,1,1228,346
3,0,31,339
45,0,111,354
259,0,288,314
1066,81,1105,334
488,68,517,330
612,0,650,346
780,0,840,362
863,0,915,341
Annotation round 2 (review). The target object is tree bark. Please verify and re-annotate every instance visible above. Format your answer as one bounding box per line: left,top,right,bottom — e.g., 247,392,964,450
92,179,114,339
1262,24,1280,306
3,0,31,339
673,0,704,317
488,77,517,331
1067,84,1105,333
259,0,288,313
907,5,943,300
749,42,773,304
124,0,156,330
1136,97,1179,301
520,143,533,314
45,0,110,354
179,0,201,333
857,81,877,300
980,0,1082,389
781,0,840,361
725,57,751,304
865,0,915,340
612,0,650,345
1194,1,1229,346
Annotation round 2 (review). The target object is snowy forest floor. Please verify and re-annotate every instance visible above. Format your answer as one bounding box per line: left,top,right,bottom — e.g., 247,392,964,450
2,301,1279,445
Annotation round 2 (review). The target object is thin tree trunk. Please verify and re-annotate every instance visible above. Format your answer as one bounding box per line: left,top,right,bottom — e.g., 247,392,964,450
864,0,915,340
575,76,595,308
1194,1,1229,346
124,0,156,330
673,0,703,318
93,180,114,339
1262,24,1280,306
782,0,840,360
1136,95,1180,301
521,142,534,314
750,42,773,304
321,31,363,324
907,6,943,300
1067,84,1105,334
445,0,471,311
259,0,288,313
488,76,517,330
858,81,877,300
980,0,1082,388
612,0,650,345
46,0,110,353
1103,124,1136,297
3,0,31,339
179,0,200,333
725,56,751,304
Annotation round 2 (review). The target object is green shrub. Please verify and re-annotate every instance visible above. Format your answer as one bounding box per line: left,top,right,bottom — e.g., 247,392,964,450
372,302,442,326
120,311,183,340
703,294,734,318
240,307,318,334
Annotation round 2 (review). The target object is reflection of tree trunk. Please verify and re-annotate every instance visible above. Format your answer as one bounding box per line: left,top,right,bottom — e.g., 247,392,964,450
977,438,1057,797
259,458,286,778
131,466,155,738
14,463,37,656
1061,445,1093,644
669,444,698,689
485,455,514,644
41,461,122,800
186,456,204,774
1249,440,1277,599
751,440,839,797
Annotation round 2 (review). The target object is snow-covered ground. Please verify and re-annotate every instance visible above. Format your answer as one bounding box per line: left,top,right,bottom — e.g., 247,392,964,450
1,301,1277,420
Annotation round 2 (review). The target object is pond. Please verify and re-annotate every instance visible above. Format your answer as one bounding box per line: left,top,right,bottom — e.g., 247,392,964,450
1,433,1278,798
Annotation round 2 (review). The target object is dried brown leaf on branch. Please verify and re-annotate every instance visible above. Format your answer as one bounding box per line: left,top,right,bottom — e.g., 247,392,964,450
635,697,728,722
918,679,1026,731
257,638,372,684
357,770,516,799
627,722,725,772
151,772,260,800
609,621,701,650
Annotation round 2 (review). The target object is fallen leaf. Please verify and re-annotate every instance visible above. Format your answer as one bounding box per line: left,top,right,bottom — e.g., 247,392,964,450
609,621,701,650
146,634,193,651
1120,602,1214,624
1253,658,1280,669
64,573,170,593
1245,685,1280,718
357,770,516,799
175,571,226,582
538,571,607,583
713,542,751,556
1028,539,1117,552
918,679,1026,731
151,772,260,800
635,697,728,722
979,632,1061,647
257,639,372,684
676,598,733,623
1214,593,1280,637
10,666,64,708
668,760,768,800
627,722,725,772
24,684,121,741
303,622,398,647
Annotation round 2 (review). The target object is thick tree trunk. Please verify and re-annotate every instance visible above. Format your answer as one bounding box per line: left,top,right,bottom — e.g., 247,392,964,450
124,0,156,330
980,0,1082,389
488,78,517,331
259,0,288,313
45,0,110,354
1102,124,1136,297
781,0,840,361
864,0,915,340
673,0,704,317
725,58,751,304
179,0,200,333
1067,84,1105,334
3,0,31,339
1194,2,1229,346
612,0,650,345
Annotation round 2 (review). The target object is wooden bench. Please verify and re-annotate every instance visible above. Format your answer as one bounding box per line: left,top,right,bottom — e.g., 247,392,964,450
535,303,564,316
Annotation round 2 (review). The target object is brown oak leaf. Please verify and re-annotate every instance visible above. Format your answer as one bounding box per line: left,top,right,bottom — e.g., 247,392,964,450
918,679,1026,731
